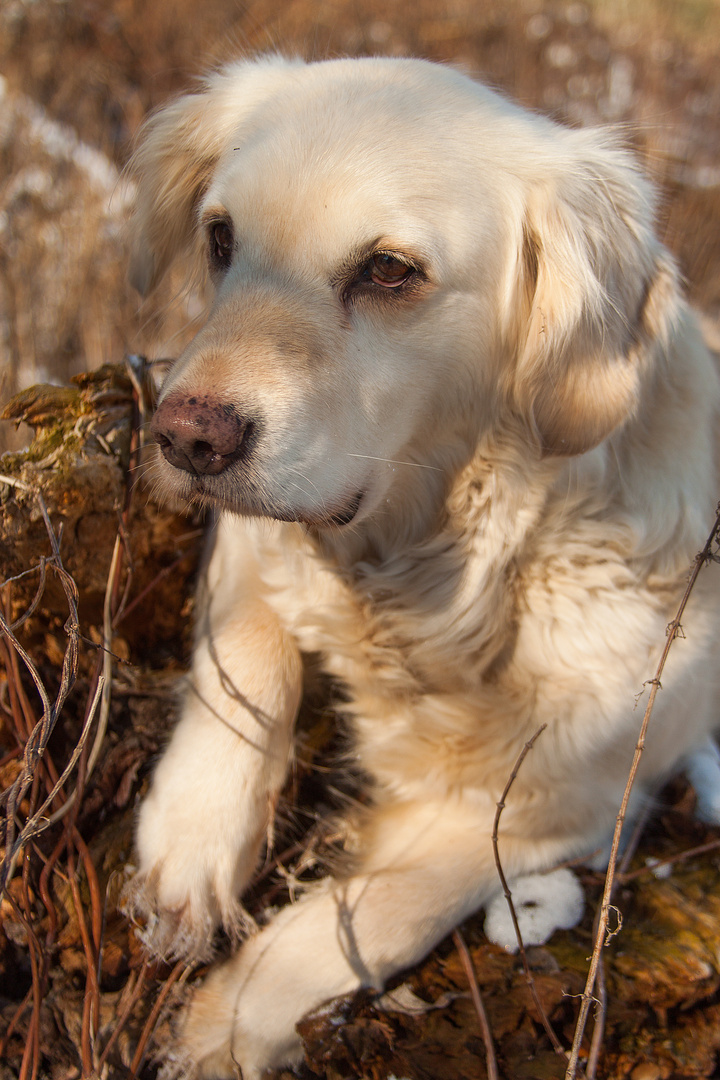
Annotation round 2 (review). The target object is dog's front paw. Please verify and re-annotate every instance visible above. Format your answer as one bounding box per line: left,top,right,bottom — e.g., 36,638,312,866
121,866,255,962
124,714,274,959
167,885,365,1078
123,776,264,960
177,954,305,1080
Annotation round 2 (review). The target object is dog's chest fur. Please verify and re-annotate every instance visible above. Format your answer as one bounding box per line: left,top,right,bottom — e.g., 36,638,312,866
241,445,690,816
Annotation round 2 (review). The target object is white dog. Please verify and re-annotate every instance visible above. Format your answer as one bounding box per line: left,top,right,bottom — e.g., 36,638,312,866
125,56,720,1078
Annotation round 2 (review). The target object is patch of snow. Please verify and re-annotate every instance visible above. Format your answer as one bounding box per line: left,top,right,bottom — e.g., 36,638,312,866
684,736,720,825
484,868,585,953
645,857,672,880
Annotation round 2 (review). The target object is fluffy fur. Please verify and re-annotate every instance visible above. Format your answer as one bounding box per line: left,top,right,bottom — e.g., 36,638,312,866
124,55,720,1079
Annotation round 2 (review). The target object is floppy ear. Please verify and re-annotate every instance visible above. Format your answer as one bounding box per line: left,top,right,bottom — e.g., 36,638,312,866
510,135,678,456
128,57,300,295
128,89,225,295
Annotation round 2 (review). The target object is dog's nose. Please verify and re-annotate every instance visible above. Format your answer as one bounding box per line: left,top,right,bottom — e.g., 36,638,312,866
151,393,252,476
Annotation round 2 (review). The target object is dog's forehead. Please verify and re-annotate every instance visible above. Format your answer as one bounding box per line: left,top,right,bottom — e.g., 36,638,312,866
232,57,491,155
196,57,563,278
202,69,509,270
205,145,432,269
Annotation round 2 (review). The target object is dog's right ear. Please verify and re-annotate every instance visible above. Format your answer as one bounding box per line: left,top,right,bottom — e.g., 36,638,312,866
503,130,678,458
128,57,299,296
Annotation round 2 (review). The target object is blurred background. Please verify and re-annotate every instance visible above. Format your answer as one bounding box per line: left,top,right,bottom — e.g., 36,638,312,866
1,0,719,452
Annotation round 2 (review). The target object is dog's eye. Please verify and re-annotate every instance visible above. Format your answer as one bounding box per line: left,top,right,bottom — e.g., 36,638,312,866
367,253,413,287
209,221,234,271
339,248,425,306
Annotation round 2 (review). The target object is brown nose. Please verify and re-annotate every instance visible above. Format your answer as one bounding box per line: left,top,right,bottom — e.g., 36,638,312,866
151,393,254,476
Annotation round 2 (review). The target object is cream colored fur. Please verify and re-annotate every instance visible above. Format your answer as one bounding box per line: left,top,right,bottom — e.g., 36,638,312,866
124,56,720,1079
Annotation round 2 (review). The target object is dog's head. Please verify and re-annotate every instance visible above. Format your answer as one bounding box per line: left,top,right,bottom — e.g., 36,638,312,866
131,56,678,528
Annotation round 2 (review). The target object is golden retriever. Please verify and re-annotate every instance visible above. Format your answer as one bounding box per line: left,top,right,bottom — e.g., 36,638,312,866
124,55,720,1079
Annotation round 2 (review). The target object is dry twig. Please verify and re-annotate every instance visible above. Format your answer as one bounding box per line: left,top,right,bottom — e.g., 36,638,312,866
452,928,499,1080
492,723,569,1060
0,490,81,891
129,960,190,1078
565,503,720,1080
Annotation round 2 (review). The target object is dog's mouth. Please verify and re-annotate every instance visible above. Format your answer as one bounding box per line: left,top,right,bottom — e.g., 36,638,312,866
266,490,364,528
170,467,363,529
324,491,363,527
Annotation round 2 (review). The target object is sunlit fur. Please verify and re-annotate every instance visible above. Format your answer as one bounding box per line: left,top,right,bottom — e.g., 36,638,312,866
123,56,720,1079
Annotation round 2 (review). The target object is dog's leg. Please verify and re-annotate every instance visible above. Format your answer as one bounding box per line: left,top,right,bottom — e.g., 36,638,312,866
125,524,303,960
175,796,570,1079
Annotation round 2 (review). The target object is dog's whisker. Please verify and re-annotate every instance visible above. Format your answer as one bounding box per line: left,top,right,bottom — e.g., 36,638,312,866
129,457,158,478
287,468,323,498
286,479,319,504
346,453,442,472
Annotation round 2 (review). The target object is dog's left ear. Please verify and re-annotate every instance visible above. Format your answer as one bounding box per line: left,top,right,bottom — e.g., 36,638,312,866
508,133,679,456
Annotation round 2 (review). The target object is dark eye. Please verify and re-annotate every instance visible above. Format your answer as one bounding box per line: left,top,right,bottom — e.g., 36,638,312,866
367,252,413,287
209,220,234,271
338,248,426,306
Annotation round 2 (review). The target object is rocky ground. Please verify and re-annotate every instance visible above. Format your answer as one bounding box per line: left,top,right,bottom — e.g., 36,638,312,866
2,2,720,1078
